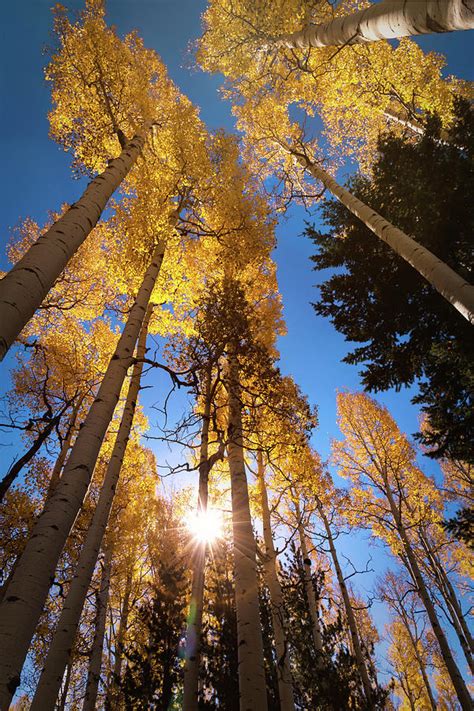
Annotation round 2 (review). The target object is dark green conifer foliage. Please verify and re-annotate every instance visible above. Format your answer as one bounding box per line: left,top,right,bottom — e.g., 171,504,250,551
199,538,239,710
121,554,188,710
307,98,474,463
280,544,387,710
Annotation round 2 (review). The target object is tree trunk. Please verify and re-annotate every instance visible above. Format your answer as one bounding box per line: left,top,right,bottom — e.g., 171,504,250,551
383,109,425,137
315,500,375,707
56,659,72,711
0,246,163,710
105,569,132,710
383,107,451,145
0,413,61,503
226,353,268,711
0,123,153,361
30,305,153,711
293,499,324,657
257,452,296,711
398,606,437,711
418,530,474,674
289,146,474,323
82,544,113,711
383,479,472,709
275,0,474,50
183,365,212,711
47,396,84,497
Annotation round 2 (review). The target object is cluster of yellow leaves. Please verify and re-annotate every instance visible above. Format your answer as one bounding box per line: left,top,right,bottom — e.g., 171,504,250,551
46,1,175,174
333,392,473,586
9,214,118,325
387,618,434,710
199,0,468,190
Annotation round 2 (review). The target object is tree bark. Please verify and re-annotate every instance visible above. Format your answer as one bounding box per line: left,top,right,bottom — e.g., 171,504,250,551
0,246,163,710
105,569,132,710
383,109,425,137
397,604,437,710
56,659,72,711
315,500,375,707
82,544,113,711
226,353,268,711
383,478,472,709
417,530,474,674
30,305,153,711
293,499,324,657
0,123,153,361
183,365,212,711
275,0,474,50
290,146,474,323
257,452,296,711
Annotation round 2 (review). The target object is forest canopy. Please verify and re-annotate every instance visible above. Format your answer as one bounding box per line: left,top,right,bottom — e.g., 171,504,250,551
0,1,472,710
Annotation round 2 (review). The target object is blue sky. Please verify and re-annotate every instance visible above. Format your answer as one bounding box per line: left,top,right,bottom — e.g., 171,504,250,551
0,0,472,686
1,1,472,468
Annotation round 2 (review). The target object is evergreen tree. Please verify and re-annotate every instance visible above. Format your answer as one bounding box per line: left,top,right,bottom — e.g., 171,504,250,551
307,98,474,463
199,538,239,710
121,548,188,710
280,543,387,710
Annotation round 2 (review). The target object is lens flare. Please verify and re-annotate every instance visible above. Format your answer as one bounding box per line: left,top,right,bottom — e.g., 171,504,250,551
185,508,223,544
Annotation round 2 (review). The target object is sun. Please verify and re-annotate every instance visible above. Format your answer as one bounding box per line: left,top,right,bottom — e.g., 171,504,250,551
185,508,223,544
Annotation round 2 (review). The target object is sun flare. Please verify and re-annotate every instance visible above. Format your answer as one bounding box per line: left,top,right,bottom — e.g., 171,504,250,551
185,508,223,544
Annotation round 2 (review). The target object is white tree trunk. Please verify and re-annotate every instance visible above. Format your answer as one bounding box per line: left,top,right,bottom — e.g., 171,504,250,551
105,569,132,709
291,147,474,323
82,544,113,711
293,507,324,657
0,246,163,710
30,305,152,711
316,501,375,706
417,529,474,674
276,0,474,50
383,476,472,709
0,123,153,361
183,366,212,711
226,354,268,711
397,604,437,711
383,109,425,137
56,659,72,711
257,452,296,711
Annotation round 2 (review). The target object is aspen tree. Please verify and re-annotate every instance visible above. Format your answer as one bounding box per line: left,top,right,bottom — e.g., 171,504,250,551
0,0,185,360
46,397,84,497
233,96,474,323
380,571,437,711
0,241,164,709
201,1,474,59
226,352,268,711
257,451,296,711
313,495,375,705
388,619,433,710
183,367,212,710
0,128,152,361
335,391,472,710
293,498,324,657
272,0,474,50
415,524,474,673
105,569,132,707
82,544,113,711
30,306,153,710
199,0,468,164
198,2,474,319
284,444,400,705
102,448,162,708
